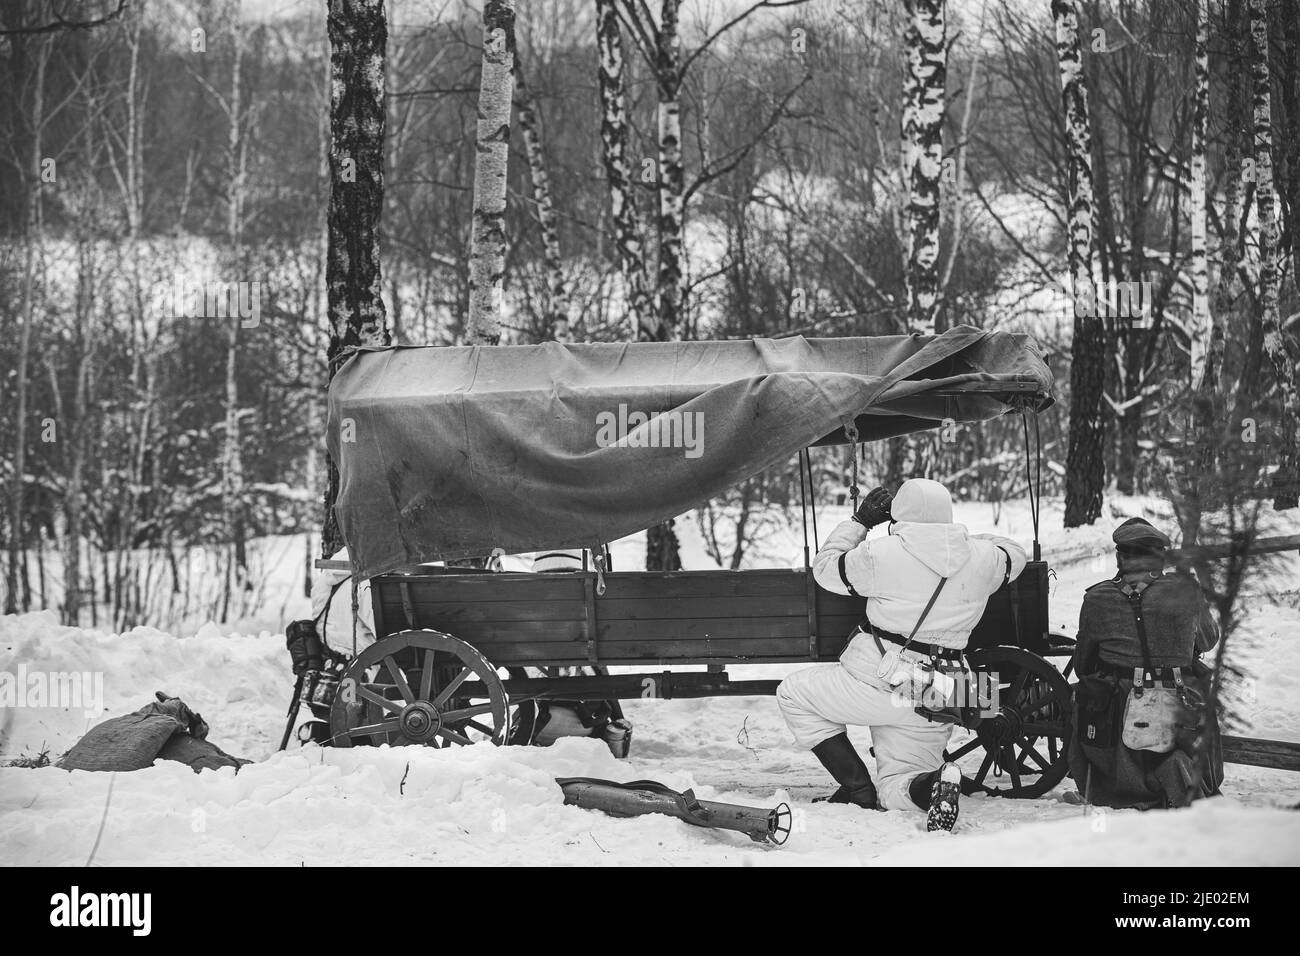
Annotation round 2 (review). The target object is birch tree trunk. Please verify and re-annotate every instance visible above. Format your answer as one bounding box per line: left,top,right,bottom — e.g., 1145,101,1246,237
1054,0,1104,528
515,62,568,341
936,0,986,310
596,0,653,337
465,0,516,346
653,0,684,341
1248,0,1299,510
1212,0,1246,399
5,34,49,615
323,0,390,558
221,11,249,613
902,0,946,335
1189,0,1210,389
1281,0,1300,286
63,209,94,624
1183,0,1225,547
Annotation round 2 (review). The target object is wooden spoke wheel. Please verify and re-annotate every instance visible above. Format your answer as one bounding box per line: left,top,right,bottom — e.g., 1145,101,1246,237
943,646,1072,799
329,629,508,749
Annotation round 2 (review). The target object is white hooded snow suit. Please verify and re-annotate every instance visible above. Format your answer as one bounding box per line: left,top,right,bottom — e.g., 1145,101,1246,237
776,478,1028,810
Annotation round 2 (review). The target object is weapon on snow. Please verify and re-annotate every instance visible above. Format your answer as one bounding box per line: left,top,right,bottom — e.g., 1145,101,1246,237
556,777,792,846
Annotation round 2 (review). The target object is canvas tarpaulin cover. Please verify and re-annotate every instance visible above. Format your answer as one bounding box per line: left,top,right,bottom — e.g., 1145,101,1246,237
328,325,1052,580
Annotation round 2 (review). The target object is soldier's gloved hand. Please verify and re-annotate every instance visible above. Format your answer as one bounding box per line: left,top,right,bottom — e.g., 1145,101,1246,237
853,486,893,529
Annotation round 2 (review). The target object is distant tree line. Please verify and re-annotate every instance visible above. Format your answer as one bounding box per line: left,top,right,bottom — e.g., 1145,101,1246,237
0,0,1296,625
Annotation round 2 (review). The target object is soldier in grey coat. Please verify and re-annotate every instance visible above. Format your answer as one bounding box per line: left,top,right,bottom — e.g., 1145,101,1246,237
1069,517,1222,809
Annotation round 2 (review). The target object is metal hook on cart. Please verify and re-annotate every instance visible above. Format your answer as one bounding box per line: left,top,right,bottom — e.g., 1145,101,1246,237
593,549,607,596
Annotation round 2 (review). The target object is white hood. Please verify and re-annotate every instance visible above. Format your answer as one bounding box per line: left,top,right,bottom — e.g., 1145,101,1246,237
889,479,970,576
891,478,954,523
892,522,973,577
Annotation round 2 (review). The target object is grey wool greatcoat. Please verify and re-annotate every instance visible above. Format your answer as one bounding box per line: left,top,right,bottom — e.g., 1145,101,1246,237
1068,567,1223,809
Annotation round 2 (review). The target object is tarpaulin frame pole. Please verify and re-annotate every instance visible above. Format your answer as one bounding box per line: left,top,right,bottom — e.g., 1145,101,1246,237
1021,410,1042,562
797,449,810,570
802,448,819,550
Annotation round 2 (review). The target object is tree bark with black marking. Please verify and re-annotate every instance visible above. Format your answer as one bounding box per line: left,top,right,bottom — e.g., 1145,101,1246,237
1054,0,1104,528
1247,0,1299,510
597,0,653,337
465,0,517,346
515,60,568,342
1189,0,1211,390
653,0,684,340
323,0,390,558
902,0,946,334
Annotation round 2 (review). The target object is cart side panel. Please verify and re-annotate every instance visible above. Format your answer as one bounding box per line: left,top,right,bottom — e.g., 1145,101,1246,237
812,587,865,659
372,572,588,665
967,560,1050,653
372,568,821,665
371,561,1051,665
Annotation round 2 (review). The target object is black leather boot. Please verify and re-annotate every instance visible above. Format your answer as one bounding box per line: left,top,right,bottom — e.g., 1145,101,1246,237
811,733,879,809
908,762,962,831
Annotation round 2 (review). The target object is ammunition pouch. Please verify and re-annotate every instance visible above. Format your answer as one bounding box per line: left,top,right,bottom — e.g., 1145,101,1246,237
1076,673,1124,748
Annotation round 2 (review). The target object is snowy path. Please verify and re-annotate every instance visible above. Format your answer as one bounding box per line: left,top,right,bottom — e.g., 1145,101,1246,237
4,696,1298,866
2,620,1297,866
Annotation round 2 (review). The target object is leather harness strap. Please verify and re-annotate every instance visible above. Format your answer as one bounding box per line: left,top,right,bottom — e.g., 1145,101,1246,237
837,552,859,597
1113,575,1185,692
996,546,1012,588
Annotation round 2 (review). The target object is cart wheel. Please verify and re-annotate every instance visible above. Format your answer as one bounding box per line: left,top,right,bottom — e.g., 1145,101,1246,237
329,629,509,749
943,646,1072,799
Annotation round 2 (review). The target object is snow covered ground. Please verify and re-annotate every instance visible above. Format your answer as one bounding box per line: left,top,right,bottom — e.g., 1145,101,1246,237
2,497,1298,866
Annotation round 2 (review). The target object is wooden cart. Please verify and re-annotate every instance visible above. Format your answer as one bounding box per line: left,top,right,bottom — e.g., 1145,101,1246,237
321,329,1073,797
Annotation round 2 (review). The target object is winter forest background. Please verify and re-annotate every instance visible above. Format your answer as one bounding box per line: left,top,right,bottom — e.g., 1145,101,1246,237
1,0,1298,632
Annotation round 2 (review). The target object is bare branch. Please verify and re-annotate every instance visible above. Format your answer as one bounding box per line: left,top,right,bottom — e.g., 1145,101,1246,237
680,0,813,78
0,0,128,36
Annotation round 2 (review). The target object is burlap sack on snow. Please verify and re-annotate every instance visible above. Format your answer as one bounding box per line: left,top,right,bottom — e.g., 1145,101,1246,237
56,692,242,773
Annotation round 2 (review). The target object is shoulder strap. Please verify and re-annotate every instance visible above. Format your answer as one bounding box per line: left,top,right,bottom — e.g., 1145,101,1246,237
996,546,1012,588
314,574,352,631
898,576,948,654
1115,579,1155,684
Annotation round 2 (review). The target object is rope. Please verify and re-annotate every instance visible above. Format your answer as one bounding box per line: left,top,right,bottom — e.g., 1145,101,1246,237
845,420,861,512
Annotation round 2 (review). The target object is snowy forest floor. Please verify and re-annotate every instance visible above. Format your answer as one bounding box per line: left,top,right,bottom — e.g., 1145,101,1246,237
2,496,1299,865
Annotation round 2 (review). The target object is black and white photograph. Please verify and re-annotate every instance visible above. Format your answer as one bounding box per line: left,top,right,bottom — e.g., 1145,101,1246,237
0,0,1297,892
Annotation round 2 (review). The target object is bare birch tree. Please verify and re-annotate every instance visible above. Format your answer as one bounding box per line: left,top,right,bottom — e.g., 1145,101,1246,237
652,0,684,340
901,0,946,335
1209,0,1246,399
936,0,988,312
514,59,568,341
323,0,390,558
191,3,254,610
465,0,516,346
596,0,652,337
1189,0,1211,389
1247,0,1299,510
1054,0,1104,528
4,32,50,614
